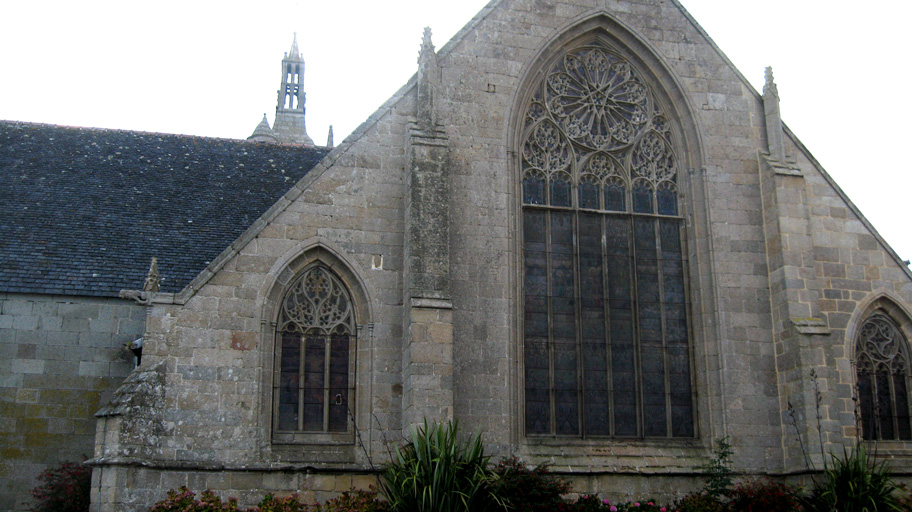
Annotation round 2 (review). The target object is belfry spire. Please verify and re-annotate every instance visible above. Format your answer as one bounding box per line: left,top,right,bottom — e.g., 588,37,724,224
271,33,314,146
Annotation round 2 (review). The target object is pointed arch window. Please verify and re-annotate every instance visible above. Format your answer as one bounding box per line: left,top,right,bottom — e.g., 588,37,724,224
521,43,694,438
274,265,355,441
856,313,912,441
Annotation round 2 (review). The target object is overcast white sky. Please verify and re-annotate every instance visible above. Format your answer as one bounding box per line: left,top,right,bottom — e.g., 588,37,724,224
1,0,909,264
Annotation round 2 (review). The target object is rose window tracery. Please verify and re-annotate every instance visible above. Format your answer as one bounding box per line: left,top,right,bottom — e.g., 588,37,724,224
521,44,678,210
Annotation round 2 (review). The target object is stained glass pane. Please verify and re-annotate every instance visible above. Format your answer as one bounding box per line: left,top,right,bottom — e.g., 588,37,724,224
657,186,677,216
858,370,875,440
554,340,579,435
579,180,600,209
328,335,350,432
894,374,911,440
877,369,895,440
303,337,326,431
278,332,301,430
523,175,546,205
633,183,653,214
605,182,626,212
525,338,551,434
551,178,572,207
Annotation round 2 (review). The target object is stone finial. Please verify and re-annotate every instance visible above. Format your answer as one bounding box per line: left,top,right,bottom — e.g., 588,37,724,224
326,125,334,148
416,27,440,130
763,66,778,99
419,27,435,59
762,66,785,162
143,257,160,292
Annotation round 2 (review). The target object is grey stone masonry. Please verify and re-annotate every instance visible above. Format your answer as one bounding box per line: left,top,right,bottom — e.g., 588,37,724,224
0,293,145,512
401,29,455,431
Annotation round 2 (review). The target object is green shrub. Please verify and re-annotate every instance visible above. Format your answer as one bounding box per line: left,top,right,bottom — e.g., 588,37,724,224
564,495,668,512
29,460,92,512
257,493,314,512
801,445,903,511
701,438,734,499
317,490,388,512
149,487,241,512
726,480,798,512
493,457,571,512
673,492,723,512
379,420,501,512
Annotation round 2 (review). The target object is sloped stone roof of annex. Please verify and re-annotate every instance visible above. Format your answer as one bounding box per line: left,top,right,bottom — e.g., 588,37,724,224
0,120,330,297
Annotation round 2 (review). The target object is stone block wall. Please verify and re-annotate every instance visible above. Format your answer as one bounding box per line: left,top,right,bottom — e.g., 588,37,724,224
0,293,144,511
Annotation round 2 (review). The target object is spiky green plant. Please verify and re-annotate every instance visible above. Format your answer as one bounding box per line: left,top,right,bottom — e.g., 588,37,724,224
379,420,502,512
802,445,903,511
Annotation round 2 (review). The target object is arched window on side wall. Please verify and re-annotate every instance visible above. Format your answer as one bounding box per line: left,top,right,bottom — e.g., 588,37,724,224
273,264,356,442
520,42,694,438
856,313,912,441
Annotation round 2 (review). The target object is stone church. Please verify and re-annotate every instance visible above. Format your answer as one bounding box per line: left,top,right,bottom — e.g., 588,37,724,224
2,0,912,510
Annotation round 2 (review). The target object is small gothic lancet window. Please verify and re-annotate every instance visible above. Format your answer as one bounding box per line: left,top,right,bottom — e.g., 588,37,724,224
274,265,355,435
856,314,912,441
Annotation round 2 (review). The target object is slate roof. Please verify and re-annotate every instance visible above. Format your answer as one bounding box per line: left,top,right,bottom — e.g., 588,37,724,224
0,121,330,297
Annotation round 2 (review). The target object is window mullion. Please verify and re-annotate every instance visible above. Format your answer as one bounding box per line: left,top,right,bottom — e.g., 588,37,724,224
654,217,671,437
546,210,556,435
629,215,643,437
323,335,331,433
572,210,584,437
602,213,614,437
298,335,305,432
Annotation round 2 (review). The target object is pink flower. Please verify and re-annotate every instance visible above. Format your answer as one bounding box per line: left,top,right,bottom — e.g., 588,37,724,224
603,499,610,505
610,507,617,512
661,508,667,512
648,503,654,506
634,504,640,507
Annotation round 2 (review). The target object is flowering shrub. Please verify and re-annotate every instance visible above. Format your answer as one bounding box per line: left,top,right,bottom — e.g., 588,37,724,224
725,480,798,512
149,487,242,512
257,493,315,512
493,457,571,512
562,495,670,512
316,490,388,512
672,493,722,512
29,460,92,512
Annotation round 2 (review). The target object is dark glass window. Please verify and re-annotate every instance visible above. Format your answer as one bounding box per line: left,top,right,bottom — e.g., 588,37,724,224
520,43,693,438
275,266,355,435
856,314,912,441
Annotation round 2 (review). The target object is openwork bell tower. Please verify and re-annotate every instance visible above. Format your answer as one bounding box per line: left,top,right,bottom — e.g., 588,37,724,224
271,34,314,146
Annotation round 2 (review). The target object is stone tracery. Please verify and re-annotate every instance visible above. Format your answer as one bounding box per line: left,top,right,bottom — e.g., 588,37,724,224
522,45,678,209
520,41,692,438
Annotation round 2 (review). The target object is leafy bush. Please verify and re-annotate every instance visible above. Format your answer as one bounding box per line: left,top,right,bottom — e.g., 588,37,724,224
672,492,722,512
494,457,571,512
701,438,733,499
562,495,668,512
30,460,92,512
149,487,242,512
258,493,314,512
801,445,904,511
725,480,798,512
379,420,501,512
317,490,388,512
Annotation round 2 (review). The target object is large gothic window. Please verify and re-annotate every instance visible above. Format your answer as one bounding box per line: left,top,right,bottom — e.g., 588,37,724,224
274,265,355,441
521,43,694,438
856,314,912,441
